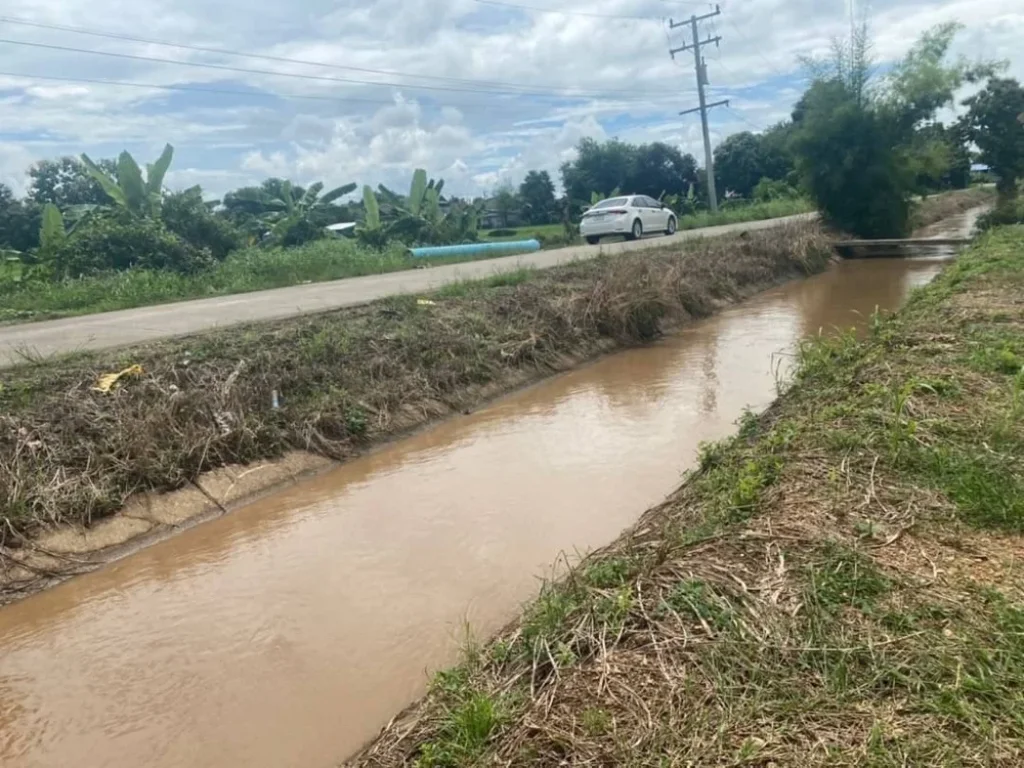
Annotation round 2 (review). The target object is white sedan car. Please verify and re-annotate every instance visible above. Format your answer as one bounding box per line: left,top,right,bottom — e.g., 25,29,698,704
579,195,677,245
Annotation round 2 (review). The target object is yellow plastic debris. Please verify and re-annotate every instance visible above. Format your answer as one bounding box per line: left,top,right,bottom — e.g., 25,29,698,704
417,298,436,306
92,364,144,393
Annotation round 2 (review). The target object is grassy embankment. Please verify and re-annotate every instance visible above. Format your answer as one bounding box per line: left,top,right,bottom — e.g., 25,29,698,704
910,185,995,228
352,226,1024,767
0,222,832,551
0,199,813,325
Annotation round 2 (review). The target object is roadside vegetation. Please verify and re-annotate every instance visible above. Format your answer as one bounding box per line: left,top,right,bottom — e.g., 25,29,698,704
2,239,479,323
350,224,1024,768
5,28,1011,323
0,221,832,557
0,189,972,323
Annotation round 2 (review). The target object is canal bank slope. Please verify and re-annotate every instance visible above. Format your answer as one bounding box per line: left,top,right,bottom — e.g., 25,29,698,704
0,221,834,603
351,226,1024,767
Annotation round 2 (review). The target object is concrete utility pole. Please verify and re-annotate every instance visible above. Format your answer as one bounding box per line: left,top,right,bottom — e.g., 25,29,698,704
670,5,729,212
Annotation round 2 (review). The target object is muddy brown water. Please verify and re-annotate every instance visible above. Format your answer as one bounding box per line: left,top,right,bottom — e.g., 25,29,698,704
0,227,970,768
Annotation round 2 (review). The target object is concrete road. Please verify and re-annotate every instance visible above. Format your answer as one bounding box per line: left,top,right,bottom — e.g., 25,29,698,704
0,213,814,368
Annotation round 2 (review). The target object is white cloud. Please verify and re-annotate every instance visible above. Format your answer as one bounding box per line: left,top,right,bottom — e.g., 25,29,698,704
0,144,38,195
0,0,1018,198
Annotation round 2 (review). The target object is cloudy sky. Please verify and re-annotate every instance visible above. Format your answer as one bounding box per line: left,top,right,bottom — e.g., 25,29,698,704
0,0,1020,199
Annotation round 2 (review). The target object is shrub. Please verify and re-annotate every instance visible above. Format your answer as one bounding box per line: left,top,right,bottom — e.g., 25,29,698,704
277,217,329,248
977,199,1024,231
486,229,518,238
162,190,243,260
58,214,213,276
753,177,801,203
795,82,911,238
719,197,751,211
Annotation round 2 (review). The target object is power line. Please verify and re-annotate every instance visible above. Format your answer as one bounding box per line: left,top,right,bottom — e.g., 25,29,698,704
0,37,678,102
725,104,768,132
0,69,690,114
472,0,663,21
0,14,660,98
0,70,489,110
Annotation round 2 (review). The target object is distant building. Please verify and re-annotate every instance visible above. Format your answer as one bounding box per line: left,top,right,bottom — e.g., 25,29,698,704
479,200,523,230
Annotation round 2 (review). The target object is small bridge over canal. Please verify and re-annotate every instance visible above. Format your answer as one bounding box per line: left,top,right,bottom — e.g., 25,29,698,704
835,237,972,258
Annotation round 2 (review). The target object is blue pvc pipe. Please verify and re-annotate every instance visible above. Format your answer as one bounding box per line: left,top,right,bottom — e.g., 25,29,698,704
409,239,541,259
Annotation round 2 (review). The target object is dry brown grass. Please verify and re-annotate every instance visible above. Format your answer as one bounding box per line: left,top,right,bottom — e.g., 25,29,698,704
911,186,995,229
0,222,833,550
350,226,1024,768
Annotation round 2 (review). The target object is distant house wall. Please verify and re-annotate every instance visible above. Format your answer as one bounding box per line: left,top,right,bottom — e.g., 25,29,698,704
480,209,524,229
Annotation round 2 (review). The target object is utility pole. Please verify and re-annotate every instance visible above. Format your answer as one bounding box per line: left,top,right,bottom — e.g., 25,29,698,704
670,5,729,212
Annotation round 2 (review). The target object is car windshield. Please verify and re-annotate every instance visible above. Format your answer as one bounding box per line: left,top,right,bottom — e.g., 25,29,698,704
592,197,629,209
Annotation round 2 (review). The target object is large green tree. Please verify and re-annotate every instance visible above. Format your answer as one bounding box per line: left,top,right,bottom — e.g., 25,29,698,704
961,78,1024,201
27,156,116,208
628,142,699,198
793,23,987,237
518,170,556,225
0,183,42,253
561,138,633,202
560,138,699,203
713,132,765,198
713,124,798,199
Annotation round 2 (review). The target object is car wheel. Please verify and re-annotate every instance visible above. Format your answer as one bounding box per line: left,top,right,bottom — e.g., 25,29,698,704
585,235,601,245
665,217,677,235
628,219,643,241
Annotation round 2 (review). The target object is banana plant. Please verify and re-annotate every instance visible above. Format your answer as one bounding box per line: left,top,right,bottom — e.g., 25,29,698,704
589,186,622,206
357,170,478,247
355,185,389,248
235,180,357,244
81,144,174,218
9,203,85,281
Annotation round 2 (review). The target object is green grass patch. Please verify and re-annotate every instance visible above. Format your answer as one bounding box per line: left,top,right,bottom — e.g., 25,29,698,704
805,543,892,615
0,239,538,324
677,197,813,231
433,267,535,298
480,223,565,241
415,692,507,767
666,579,735,630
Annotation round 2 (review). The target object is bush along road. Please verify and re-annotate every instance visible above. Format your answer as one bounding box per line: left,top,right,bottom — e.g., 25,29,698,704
351,225,1024,768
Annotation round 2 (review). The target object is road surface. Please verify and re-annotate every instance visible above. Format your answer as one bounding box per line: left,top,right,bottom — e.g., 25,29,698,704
0,213,813,367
